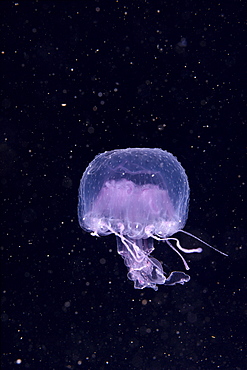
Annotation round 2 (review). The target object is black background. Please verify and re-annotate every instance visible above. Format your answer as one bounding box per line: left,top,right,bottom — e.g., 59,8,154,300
1,1,246,369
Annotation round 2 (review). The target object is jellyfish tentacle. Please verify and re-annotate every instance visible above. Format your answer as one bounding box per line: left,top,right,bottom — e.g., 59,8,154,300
177,229,228,256
165,240,190,270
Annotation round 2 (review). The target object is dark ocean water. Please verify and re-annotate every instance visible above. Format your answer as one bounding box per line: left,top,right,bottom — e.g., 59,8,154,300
1,1,246,369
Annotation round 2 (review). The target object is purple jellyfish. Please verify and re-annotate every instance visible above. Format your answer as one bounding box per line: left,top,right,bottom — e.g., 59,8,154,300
78,148,227,291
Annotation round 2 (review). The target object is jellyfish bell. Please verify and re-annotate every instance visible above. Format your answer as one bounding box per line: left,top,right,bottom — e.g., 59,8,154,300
78,148,228,291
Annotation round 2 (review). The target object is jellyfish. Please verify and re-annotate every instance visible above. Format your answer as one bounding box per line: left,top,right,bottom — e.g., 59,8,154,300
78,148,227,291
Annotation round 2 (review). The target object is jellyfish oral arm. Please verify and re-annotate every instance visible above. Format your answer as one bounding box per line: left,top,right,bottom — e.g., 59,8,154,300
116,234,190,291
112,227,149,264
